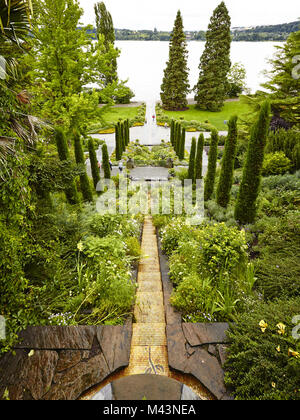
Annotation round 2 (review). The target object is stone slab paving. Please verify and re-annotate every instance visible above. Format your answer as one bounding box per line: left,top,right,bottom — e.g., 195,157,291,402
0,325,132,400
124,215,170,378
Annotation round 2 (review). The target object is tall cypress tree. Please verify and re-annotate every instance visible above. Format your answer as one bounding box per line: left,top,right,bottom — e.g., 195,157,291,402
55,128,79,205
94,1,117,84
125,119,130,145
235,101,271,224
216,116,238,208
73,130,93,202
204,130,219,201
160,10,190,110
102,143,111,179
195,133,204,180
170,120,175,146
122,122,126,151
179,127,186,160
115,123,121,160
194,2,231,111
188,137,197,182
88,137,101,189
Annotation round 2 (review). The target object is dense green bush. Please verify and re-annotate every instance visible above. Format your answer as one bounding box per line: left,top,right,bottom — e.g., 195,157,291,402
160,218,195,256
262,151,291,176
161,219,255,322
261,171,300,191
252,212,300,300
266,129,300,172
225,298,300,400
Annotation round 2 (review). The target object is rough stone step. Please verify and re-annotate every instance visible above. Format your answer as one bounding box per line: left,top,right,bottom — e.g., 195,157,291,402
131,324,167,346
125,346,169,376
137,281,162,292
138,272,161,283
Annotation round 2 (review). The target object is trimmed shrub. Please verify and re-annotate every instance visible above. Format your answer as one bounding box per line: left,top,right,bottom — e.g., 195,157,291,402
262,152,291,176
195,133,204,180
88,137,101,189
102,143,111,179
73,130,93,202
179,127,186,160
55,128,79,205
266,129,300,172
216,115,238,207
235,101,271,224
188,137,196,182
204,129,219,201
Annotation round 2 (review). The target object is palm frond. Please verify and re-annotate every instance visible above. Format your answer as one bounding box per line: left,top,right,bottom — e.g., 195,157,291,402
0,0,32,44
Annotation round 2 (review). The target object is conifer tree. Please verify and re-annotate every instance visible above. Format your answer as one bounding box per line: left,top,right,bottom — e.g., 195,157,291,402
194,2,231,111
204,130,219,201
195,133,204,180
122,122,126,151
170,120,175,146
125,119,130,145
115,123,121,160
55,128,79,205
235,101,271,224
174,122,178,154
88,137,101,189
160,11,190,110
188,137,197,182
179,127,186,160
73,130,93,202
102,143,111,179
216,116,238,208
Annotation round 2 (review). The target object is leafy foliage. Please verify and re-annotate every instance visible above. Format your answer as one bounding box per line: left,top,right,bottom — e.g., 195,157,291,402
262,152,291,176
225,298,300,400
266,129,300,172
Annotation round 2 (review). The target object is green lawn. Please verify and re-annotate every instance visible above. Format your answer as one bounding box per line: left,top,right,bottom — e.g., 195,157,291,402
164,100,251,130
102,106,139,125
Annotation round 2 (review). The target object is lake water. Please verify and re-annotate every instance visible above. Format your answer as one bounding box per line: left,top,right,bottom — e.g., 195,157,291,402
115,41,281,102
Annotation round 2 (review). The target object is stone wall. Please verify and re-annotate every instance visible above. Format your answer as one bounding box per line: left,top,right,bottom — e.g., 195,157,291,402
0,324,132,400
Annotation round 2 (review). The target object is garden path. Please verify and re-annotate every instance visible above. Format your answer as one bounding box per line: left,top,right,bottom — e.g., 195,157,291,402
123,215,170,376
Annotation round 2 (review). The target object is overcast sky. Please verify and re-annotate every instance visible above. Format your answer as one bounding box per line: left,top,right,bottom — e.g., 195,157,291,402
78,0,299,30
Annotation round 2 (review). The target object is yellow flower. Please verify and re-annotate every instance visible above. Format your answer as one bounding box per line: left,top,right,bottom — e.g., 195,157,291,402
77,242,84,252
276,323,286,335
288,349,300,359
259,320,268,333
271,382,276,389
276,346,281,353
